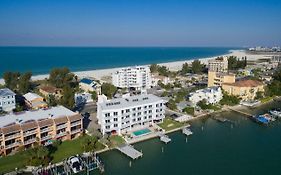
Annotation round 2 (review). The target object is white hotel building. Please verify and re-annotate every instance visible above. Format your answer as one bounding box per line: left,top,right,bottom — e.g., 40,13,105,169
0,88,16,112
97,94,166,135
112,66,152,90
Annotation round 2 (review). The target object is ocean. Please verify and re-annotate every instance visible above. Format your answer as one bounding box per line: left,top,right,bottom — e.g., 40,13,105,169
0,47,236,77
98,100,281,175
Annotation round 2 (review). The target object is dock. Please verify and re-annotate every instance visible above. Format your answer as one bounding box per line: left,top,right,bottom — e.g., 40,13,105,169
182,127,193,136
159,134,171,144
117,144,143,160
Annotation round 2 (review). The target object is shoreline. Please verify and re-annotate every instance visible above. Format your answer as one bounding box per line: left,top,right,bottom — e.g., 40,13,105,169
0,49,257,85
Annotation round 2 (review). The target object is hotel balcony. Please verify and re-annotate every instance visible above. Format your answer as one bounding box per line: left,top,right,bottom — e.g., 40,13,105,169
41,135,52,141
4,133,21,140
56,124,67,130
5,142,20,149
24,138,37,145
23,130,38,137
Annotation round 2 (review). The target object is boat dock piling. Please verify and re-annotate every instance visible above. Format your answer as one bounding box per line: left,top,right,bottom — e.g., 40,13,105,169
117,144,143,160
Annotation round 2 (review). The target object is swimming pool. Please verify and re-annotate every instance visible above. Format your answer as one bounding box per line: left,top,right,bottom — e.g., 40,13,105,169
133,128,151,136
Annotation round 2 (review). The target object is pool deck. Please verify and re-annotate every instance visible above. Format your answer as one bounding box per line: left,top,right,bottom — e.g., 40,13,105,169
117,144,143,160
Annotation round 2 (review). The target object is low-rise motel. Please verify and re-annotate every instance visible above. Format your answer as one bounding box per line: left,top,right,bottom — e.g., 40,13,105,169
97,94,166,135
0,106,83,156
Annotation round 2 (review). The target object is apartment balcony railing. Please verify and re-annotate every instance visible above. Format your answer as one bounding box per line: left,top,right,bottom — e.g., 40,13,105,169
70,121,81,127
40,127,52,133
56,124,67,130
56,132,67,138
24,138,37,145
5,142,20,149
70,129,81,135
41,135,52,141
23,130,37,137
4,133,21,140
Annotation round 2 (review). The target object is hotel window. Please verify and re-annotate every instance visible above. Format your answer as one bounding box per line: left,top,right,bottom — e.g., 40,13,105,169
156,104,159,107
126,109,130,113
133,108,136,111
105,120,110,123
114,112,118,116
149,105,152,108
149,115,152,118
121,110,124,114
144,106,147,109
114,118,118,122
133,119,136,122
144,111,147,114
114,124,118,127
149,110,152,113
137,107,141,110
133,113,136,117
105,113,110,117
138,112,141,116
160,103,163,106
137,117,141,121
156,109,159,112
144,116,147,119
106,126,110,129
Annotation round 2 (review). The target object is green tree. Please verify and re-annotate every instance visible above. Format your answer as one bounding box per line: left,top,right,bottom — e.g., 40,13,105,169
48,94,58,107
158,66,170,77
49,67,75,88
181,62,191,74
101,83,117,99
150,64,159,73
60,85,75,109
191,60,204,74
167,99,177,110
220,92,240,106
183,107,194,115
3,72,20,91
18,72,32,94
91,91,97,101
81,136,98,152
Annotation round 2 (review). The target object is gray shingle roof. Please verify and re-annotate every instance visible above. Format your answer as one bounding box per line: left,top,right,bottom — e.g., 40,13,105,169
0,88,16,97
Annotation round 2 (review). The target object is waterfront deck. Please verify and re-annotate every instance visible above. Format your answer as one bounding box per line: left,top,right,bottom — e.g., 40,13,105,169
117,144,143,160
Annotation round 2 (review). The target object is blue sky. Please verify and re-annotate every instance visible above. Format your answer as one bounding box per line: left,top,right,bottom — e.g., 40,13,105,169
0,0,280,47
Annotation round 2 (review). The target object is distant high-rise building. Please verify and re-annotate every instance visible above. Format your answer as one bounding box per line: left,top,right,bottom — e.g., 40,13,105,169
112,66,152,90
208,57,228,73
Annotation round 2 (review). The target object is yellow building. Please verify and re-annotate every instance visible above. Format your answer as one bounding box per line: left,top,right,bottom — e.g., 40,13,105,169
208,71,235,87
222,80,264,100
23,92,48,110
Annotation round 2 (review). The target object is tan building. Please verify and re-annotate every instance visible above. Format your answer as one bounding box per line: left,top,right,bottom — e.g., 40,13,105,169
0,106,83,156
222,80,264,100
208,57,228,73
23,92,48,110
208,71,235,87
39,86,62,99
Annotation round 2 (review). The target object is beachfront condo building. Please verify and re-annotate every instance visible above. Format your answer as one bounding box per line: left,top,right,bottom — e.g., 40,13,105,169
0,106,83,156
112,66,152,90
222,79,264,101
97,94,165,135
188,86,223,106
208,57,228,73
208,71,235,87
0,88,16,112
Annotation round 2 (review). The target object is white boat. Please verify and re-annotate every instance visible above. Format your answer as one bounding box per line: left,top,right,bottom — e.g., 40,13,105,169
269,109,281,118
67,156,84,174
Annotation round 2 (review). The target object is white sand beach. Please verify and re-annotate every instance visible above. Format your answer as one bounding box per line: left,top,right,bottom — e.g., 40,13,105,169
0,49,273,85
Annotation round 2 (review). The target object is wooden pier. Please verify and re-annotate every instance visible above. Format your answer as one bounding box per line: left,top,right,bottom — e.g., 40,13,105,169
182,127,193,136
117,144,143,160
159,134,171,144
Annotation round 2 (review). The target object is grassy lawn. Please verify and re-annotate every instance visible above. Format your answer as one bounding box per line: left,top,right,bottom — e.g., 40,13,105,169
51,135,105,163
0,152,26,174
0,135,105,173
109,135,125,147
158,117,184,131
